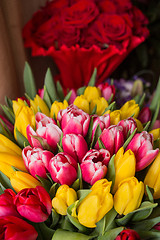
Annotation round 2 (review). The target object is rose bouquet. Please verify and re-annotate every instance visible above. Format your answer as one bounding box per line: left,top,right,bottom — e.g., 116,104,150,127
23,0,149,89
0,63,160,239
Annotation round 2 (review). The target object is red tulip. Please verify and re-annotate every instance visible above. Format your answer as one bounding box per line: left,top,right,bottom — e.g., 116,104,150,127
115,229,140,240
138,106,152,124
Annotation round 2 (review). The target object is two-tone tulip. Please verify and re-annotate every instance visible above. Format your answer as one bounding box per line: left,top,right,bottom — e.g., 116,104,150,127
117,117,137,139
92,114,110,139
77,179,113,228
120,100,140,119
114,177,144,215
0,134,22,156
50,100,68,119
112,147,136,194
52,185,77,215
126,131,159,171
30,94,50,116
73,96,90,114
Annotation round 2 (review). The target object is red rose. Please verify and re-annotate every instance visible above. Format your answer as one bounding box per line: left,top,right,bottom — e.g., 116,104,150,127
115,229,140,240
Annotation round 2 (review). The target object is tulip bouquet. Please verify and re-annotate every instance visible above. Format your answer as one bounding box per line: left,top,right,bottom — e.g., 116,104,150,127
0,63,160,240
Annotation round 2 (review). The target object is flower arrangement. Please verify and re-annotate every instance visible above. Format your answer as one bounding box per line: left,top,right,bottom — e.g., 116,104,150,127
0,63,160,239
23,0,149,89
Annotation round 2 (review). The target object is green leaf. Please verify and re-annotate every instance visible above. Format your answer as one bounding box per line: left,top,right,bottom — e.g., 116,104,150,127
91,104,97,115
49,183,59,199
60,216,76,232
15,127,29,148
85,116,93,146
5,96,13,109
0,171,15,191
43,86,52,108
77,86,86,96
0,120,14,141
150,76,160,112
0,105,15,124
31,135,52,151
145,185,154,203
57,143,63,153
72,164,83,191
88,68,97,86
23,62,37,100
33,222,54,240
52,229,94,240
98,227,124,240
64,90,72,102
36,175,52,192
137,230,160,239
106,155,115,191
90,124,102,148
44,68,59,102
149,102,160,131
102,101,116,115
143,121,151,131
56,81,64,101
107,93,114,105
138,93,146,110
123,128,137,150
50,209,59,228
98,138,106,149
0,185,4,194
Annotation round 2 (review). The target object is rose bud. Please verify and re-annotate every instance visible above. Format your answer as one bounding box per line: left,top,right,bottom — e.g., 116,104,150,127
95,125,124,156
0,189,20,218
62,134,88,163
77,179,113,228
52,184,77,215
115,229,140,240
117,117,137,139
22,146,54,179
50,100,68,119
80,149,110,185
120,100,140,119
112,147,136,194
49,152,78,185
27,112,62,152
92,114,110,139
14,186,52,222
114,177,144,215
98,82,115,101
0,216,38,240
57,104,90,137
138,106,152,124
126,131,159,171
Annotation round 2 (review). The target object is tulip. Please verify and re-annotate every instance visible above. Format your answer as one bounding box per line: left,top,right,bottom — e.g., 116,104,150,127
84,86,101,102
0,216,38,240
50,100,68,119
109,110,121,125
0,133,22,156
144,152,160,199
112,147,136,194
38,88,44,98
80,149,110,185
98,82,115,101
117,117,137,139
149,128,160,141
138,106,152,124
49,152,78,185
22,146,54,179
92,114,110,139
27,112,62,152
14,186,52,222
68,89,77,104
90,97,108,115
0,189,20,217
77,179,113,228
30,94,50,116
154,223,160,231
126,131,159,171
52,185,77,215
152,120,160,130
62,134,88,163
0,162,15,179
57,104,90,137
115,229,140,240
114,177,144,215
12,98,27,116
120,100,140,119
73,95,90,114
96,125,124,156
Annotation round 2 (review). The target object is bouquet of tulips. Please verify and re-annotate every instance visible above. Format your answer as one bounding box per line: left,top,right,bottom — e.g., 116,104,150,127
0,63,160,240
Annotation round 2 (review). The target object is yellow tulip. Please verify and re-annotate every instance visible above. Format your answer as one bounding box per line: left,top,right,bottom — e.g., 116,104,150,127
114,177,144,215
30,95,50,116
73,96,90,114
0,134,22,156
134,119,143,132
144,152,160,199
0,153,27,172
90,97,108,116
12,98,27,117
50,100,68,119
77,179,113,228
84,86,101,102
14,105,35,139
52,185,77,215
0,162,15,178
120,100,140,119
149,128,160,141
112,147,136,194
110,110,121,125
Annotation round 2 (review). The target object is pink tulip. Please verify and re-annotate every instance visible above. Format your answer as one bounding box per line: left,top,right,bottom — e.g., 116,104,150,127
68,89,77,104
0,216,38,240
62,134,88,163
80,149,110,185
38,88,44,98
49,152,78,185
14,186,52,223
95,125,124,156
0,189,20,218
57,104,90,137
98,82,115,101
92,114,110,139
126,131,159,171
22,146,54,179
117,117,137,139
27,112,62,152
138,106,152,124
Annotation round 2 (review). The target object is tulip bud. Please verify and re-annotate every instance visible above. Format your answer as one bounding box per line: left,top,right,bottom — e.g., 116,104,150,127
131,79,144,97
90,97,108,115
138,106,151,124
92,114,110,139
98,82,115,101
117,117,137,139
114,177,144,215
126,131,159,171
49,152,78,185
120,100,140,119
77,179,113,228
12,98,27,116
0,153,27,172
112,147,136,194
115,229,140,240
68,89,77,104
0,133,22,156
110,110,121,125
62,134,88,163
30,94,50,116
149,128,160,141
73,95,90,114
52,185,77,215
144,152,160,199
50,100,68,119
84,86,101,102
